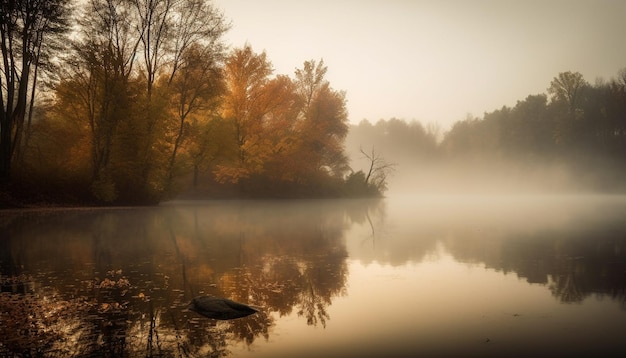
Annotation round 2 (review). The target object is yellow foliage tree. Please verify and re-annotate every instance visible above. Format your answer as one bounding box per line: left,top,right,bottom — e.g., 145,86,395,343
163,43,225,190
216,45,275,183
215,49,349,195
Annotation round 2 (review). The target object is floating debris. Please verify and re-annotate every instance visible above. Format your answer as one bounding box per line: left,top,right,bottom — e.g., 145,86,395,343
190,295,257,320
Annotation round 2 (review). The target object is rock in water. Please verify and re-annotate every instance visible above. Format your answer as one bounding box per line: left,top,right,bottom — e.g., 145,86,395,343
190,295,258,320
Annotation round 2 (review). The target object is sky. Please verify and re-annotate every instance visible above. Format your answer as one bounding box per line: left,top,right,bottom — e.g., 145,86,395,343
212,0,626,130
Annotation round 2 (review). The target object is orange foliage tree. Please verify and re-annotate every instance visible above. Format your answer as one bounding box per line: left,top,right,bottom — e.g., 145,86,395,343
216,45,275,183
215,46,349,195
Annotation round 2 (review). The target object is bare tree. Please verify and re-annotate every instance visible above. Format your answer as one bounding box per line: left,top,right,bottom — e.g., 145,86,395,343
168,0,229,84
360,146,396,194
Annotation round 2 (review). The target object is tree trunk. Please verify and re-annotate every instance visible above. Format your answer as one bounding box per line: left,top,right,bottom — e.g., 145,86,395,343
0,114,11,181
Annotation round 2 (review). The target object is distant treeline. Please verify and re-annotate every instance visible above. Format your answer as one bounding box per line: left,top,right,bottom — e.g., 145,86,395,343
0,0,385,206
348,70,626,192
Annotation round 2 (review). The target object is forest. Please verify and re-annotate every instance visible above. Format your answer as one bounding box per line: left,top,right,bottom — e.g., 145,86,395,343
1,0,386,206
348,69,626,194
2,1,626,206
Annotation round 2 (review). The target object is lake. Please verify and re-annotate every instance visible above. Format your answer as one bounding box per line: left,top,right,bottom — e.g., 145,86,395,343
1,194,626,357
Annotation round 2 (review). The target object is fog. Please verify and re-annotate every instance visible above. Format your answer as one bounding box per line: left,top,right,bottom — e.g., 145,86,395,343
384,160,580,196
345,117,626,197
3,191,626,356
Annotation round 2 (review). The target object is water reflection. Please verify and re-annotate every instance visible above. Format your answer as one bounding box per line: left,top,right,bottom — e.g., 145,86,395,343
0,200,378,356
381,194,626,307
1,196,626,356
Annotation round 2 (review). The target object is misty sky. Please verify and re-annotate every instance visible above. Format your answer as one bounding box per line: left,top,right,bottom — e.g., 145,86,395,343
213,0,626,130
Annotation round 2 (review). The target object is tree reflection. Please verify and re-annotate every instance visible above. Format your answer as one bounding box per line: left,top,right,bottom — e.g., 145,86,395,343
440,203,626,307
6,197,624,355
168,200,353,329
344,196,626,309
0,200,377,356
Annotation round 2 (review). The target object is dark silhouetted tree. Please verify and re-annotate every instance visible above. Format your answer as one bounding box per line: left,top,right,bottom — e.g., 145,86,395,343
0,0,70,181
356,146,395,196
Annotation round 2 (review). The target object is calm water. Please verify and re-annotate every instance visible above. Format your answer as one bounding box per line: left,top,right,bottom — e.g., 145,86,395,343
1,194,626,357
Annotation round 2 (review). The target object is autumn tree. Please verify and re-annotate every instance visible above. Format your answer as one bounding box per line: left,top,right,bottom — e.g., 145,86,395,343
22,87,92,198
186,112,235,189
65,0,141,202
293,59,349,181
44,0,227,203
0,0,70,181
161,0,228,193
217,45,275,182
164,43,224,188
214,51,350,196
253,74,301,183
129,0,228,191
